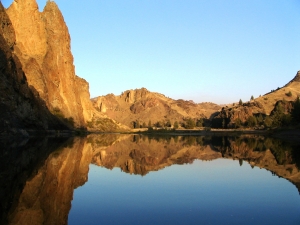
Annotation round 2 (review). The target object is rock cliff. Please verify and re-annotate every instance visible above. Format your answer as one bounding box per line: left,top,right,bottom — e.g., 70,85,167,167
5,0,94,128
0,2,69,135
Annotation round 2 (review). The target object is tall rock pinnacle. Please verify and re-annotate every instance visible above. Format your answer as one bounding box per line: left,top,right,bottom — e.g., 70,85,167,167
6,0,94,127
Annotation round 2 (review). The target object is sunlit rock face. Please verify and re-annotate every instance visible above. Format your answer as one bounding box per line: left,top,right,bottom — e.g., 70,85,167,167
6,0,94,127
92,88,222,128
0,2,68,134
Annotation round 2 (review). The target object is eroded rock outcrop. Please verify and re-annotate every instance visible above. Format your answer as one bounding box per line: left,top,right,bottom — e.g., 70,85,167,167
92,87,221,128
0,2,68,135
211,101,264,128
5,0,95,127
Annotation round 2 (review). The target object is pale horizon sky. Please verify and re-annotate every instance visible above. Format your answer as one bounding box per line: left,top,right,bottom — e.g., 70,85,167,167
3,0,300,104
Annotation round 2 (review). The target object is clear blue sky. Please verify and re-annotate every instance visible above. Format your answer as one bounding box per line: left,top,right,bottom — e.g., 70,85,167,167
3,0,300,104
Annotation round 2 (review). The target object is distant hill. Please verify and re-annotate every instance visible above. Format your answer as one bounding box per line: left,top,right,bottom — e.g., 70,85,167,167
254,71,300,114
211,71,300,128
92,88,222,128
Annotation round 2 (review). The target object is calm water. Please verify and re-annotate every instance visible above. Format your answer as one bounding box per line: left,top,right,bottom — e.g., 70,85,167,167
2,135,300,225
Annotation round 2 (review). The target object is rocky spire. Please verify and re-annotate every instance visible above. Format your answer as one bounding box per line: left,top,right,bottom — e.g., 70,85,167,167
5,0,95,127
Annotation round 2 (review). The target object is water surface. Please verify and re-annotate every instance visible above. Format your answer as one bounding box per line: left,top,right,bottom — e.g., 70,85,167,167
2,134,300,225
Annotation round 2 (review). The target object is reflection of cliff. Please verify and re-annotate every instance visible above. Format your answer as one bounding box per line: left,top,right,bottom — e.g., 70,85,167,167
0,137,71,225
210,136,300,192
91,135,221,175
89,134,300,191
4,135,300,224
6,137,93,225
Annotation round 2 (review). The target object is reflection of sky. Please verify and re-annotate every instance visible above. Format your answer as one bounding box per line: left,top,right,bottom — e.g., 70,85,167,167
69,159,300,225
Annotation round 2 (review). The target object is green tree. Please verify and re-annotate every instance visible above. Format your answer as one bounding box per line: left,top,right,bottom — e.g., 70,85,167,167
142,122,147,128
136,120,140,128
165,119,171,127
156,121,163,128
148,120,152,128
272,102,285,126
239,159,243,166
256,114,264,125
239,99,243,105
246,116,257,127
281,114,292,126
196,118,203,127
264,116,273,128
173,121,179,129
251,95,254,101
185,118,195,129
286,91,292,97
234,118,242,128
222,119,226,128
292,97,300,123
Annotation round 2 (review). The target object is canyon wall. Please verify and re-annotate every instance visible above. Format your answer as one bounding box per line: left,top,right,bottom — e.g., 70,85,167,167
0,2,68,135
6,0,95,128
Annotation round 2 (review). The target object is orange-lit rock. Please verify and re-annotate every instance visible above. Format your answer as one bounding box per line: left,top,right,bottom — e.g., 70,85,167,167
6,0,94,127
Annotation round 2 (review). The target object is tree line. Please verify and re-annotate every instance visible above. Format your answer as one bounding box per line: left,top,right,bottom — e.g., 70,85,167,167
132,117,209,129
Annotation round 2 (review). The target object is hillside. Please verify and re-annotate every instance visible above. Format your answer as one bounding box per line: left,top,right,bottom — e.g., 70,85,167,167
92,88,221,128
211,71,300,128
255,71,300,114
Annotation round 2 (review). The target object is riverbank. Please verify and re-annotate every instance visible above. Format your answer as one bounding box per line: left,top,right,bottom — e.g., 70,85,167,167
132,127,300,142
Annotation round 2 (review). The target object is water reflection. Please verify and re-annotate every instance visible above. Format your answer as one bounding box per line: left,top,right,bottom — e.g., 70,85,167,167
90,134,300,190
1,134,300,224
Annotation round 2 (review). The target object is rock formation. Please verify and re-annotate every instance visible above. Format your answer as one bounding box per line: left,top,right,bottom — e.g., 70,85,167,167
5,0,94,128
0,2,69,136
2,0,124,132
92,87,221,128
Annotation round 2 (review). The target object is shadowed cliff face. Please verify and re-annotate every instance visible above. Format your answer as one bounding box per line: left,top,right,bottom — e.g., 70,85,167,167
5,0,95,128
4,135,300,224
0,2,69,135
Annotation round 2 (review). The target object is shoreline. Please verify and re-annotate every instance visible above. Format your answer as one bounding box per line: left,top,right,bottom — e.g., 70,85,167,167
1,127,300,142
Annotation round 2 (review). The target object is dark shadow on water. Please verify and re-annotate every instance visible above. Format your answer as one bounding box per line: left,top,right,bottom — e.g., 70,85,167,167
0,137,72,225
